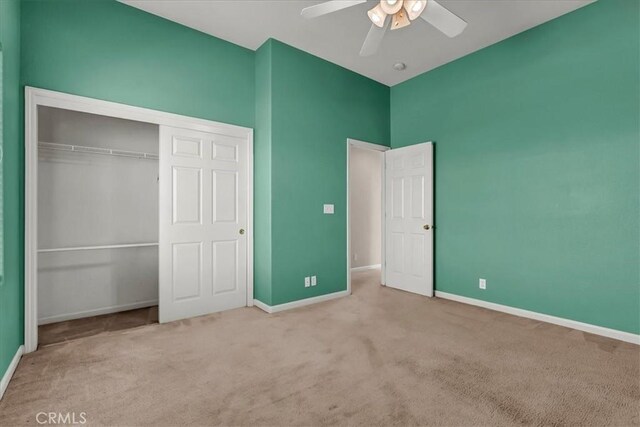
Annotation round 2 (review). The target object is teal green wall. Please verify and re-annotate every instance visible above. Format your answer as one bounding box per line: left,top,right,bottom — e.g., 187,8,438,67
256,40,390,305
21,0,254,127
391,0,640,334
0,0,23,377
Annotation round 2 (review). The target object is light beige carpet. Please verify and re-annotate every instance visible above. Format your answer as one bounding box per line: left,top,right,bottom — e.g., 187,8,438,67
1,270,638,426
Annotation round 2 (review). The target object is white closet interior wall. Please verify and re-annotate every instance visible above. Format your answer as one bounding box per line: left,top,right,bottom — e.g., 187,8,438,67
37,106,159,324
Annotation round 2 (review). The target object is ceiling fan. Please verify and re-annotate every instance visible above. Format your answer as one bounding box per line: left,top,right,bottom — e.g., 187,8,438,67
301,0,467,56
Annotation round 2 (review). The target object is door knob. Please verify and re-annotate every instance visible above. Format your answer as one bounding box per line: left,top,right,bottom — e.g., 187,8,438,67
239,229,245,235
423,224,431,230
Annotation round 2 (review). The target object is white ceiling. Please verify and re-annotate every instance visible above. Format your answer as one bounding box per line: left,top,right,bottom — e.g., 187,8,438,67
122,0,594,86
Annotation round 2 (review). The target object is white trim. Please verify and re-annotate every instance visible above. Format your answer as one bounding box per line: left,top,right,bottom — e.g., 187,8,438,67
253,290,350,314
26,87,250,136
252,299,273,314
435,291,640,345
25,88,38,354
348,139,391,152
246,129,254,308
346,138,389,295
0,345,24,401
38,300,158,325
25,87,255,353
351,264,381,272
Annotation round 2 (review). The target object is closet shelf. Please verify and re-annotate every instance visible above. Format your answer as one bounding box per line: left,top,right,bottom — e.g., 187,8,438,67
38,141,159,160
38,242,159,253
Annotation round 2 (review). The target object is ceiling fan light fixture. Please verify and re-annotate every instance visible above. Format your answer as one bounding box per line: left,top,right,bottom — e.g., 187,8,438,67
391,9,411,30
404,0,427,20
367,4,387,28
380,0,403,15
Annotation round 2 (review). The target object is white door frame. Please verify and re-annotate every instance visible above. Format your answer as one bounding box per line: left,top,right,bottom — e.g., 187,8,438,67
346,138,390,294
24,87,254,353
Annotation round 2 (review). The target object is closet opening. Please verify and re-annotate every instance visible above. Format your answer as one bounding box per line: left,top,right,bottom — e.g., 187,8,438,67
26,87,254,353
37,106,160,346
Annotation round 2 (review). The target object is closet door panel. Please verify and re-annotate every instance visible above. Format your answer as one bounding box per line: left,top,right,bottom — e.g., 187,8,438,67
212,240,238,294
172,242,203,301
212,170,237,224
159,126,247,323
172,166,202,225
172,136,202,158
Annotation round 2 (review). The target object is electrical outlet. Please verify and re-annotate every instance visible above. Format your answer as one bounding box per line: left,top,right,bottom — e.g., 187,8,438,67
353,253,358,262
304,277,311,288
311,276,317,286
479,278,487,290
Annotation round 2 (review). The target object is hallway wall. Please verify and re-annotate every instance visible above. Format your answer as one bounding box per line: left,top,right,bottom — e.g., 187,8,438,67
349,146,382,269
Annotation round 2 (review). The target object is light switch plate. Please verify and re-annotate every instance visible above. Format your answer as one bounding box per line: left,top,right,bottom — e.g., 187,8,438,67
305,277,311,287
323,204,334,214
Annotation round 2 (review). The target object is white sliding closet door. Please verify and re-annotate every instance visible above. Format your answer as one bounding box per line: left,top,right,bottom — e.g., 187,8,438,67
384,142,434,297
159,126,247,323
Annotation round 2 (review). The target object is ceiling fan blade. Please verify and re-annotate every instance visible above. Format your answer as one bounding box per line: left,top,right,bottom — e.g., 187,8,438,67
420,0,467,38
301,0,367,19
360,20,389,57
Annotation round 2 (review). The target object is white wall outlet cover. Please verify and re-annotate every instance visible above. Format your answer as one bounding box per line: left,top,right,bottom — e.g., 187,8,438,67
323,204,334,214
305,277,311,287
479,278,487,290
311,276,317,286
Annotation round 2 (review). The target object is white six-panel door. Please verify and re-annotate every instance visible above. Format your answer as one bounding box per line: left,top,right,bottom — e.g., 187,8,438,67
159,126,247,322
384,143,434,296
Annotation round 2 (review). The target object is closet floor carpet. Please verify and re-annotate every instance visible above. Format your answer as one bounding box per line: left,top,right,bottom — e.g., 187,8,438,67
1,270,638,426
39,306,158,347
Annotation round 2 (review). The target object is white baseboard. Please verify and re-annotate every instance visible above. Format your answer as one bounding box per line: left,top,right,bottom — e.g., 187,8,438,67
254,290,350,314
435,291,640,345
252,299,272,313
0,345,24,401
351,264,381,272
38,300,158,325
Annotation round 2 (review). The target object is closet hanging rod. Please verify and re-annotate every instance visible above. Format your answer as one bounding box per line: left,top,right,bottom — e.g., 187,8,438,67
38,141,159,160
38,242,159,253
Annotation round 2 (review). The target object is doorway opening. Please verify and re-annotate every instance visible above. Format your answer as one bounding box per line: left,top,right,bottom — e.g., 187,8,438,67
347,139,435,299
347,139,389,294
